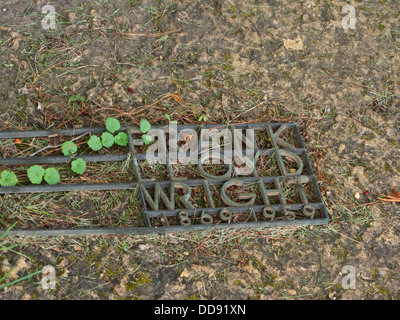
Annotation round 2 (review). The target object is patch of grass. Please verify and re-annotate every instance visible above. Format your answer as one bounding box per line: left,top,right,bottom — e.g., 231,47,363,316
0,185,144,230
368,88,400,114
0,224,43,290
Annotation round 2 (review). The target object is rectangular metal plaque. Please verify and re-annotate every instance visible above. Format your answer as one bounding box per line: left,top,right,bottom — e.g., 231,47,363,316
0,122,329,236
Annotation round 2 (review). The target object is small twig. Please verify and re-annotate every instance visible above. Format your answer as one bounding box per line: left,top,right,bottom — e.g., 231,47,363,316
205,68,221,98
320,67,372,90
30,131,90,157
32,60,70,85
56,65,98,78
116,14,182,39
378,195,400,202
123,28,183,38
227,100,268,124
142,6,167,34
92,102,168,121
99,267,120,297
247,16,264,48
55,101,90,129
354,199,384,207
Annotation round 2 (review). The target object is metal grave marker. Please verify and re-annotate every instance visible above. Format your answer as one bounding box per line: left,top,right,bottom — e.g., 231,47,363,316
0,123,329,236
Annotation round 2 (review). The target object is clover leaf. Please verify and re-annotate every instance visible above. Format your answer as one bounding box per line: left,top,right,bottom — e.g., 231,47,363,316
27,165,45,185
0,170,18,187
101,132,114,148
140,119,151,133
87,135,102,151
114,132,128,146
61,141,78,156
71,158,86,175
142,134,153,145
106,117,121,133
44,168,60,185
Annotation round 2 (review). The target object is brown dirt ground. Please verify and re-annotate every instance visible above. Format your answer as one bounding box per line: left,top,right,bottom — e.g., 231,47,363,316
0,0,399,300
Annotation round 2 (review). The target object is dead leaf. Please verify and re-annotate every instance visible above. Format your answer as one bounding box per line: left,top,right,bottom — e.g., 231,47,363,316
392,187,400,198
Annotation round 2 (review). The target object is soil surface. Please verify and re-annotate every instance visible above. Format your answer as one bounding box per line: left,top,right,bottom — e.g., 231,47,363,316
0,0,399,300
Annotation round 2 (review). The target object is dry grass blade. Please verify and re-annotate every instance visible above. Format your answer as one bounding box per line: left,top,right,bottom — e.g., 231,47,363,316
115,15,182,38
119,27,182,38
32,60,71,84
29,131,90,157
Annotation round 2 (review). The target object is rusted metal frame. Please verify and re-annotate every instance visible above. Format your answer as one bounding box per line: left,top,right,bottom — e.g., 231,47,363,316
0,122,328,235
